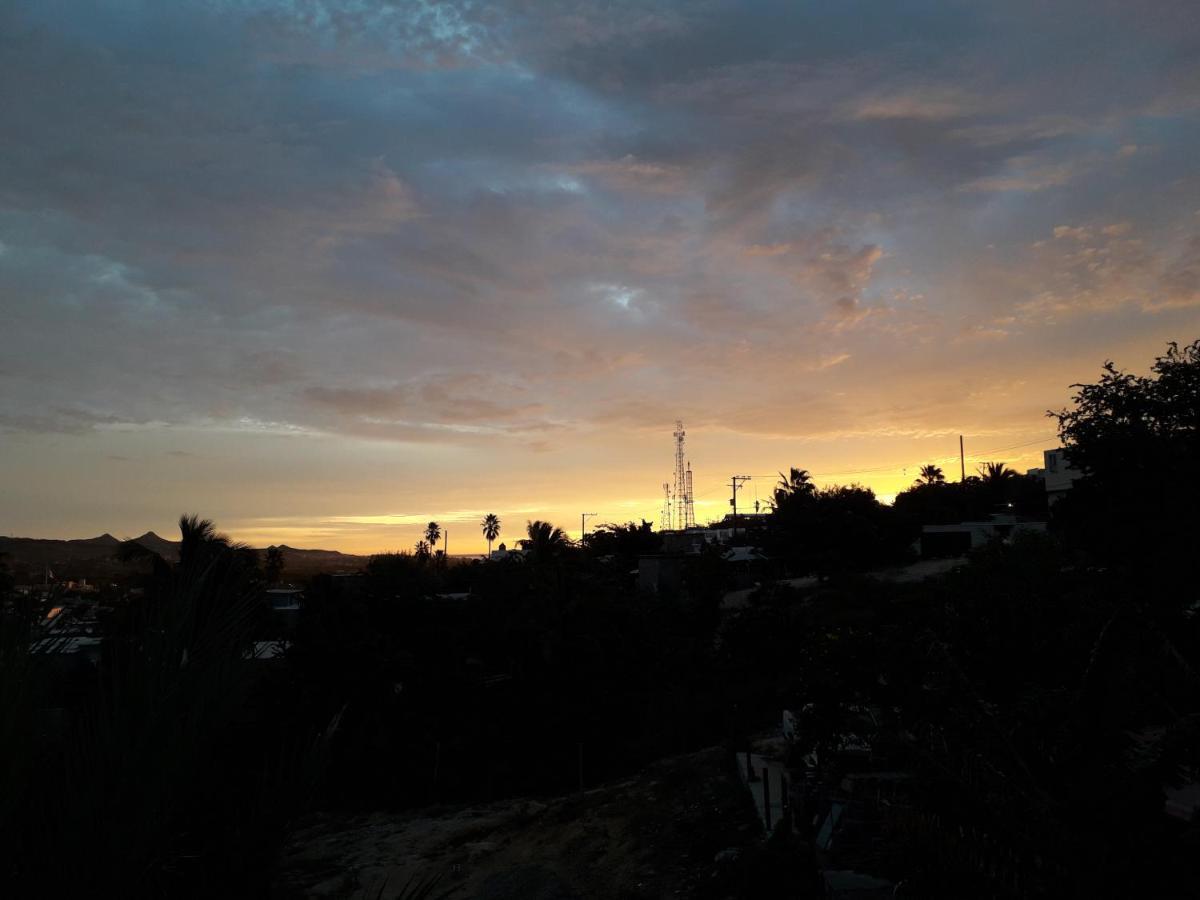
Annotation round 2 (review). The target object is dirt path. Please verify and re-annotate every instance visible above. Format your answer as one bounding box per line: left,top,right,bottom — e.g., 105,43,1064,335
274,747,767,900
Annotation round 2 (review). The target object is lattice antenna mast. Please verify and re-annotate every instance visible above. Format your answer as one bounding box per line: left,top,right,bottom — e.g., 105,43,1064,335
685,463,696,529
673,420,688,531
661,481,673,531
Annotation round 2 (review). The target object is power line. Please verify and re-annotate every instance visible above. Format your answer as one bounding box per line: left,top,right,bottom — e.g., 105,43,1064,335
725,434,1059,486
659,432,1059,523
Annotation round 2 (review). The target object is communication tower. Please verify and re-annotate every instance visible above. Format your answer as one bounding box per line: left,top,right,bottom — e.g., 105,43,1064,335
673,421,687,530
663,420,697,532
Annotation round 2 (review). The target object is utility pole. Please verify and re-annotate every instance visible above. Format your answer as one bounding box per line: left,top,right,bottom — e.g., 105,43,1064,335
729,475,751,541
959,435,966,482
580,512,597,544
443,528,448,563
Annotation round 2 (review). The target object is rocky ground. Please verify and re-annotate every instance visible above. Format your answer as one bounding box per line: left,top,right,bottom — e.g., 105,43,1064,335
273,747,790,900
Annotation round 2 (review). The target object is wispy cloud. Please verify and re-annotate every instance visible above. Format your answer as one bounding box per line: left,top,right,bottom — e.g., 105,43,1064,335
2,0,1198,549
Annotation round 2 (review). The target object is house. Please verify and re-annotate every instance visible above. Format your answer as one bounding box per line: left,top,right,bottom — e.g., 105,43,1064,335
722,545,770,589
636,554,683,594
1042,447,1081,505
660,530,708,554
921,513,1046,557
264,586,303,631
264,586,303,611
488,541,526,561
723,546,768,564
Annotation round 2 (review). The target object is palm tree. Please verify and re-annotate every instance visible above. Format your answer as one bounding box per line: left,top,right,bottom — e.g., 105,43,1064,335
178,513,228,569
773,467,816,508
977,461,1016,484
524,520,568,561
481,514,501,559
916,464,946,486
414,540,430,560
423,521,441,547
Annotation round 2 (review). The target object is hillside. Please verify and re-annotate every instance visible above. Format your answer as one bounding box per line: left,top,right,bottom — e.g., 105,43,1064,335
0,532,367,580
274,747,783,900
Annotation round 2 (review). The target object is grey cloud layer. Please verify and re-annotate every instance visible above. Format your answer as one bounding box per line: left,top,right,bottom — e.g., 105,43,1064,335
2,0,1199,451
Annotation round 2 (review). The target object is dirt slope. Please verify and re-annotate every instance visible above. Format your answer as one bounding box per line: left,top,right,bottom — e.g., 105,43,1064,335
274,747,772,900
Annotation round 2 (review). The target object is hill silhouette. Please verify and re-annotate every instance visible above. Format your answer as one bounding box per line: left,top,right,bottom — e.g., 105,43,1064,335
129,531,180,559
0,531,366,579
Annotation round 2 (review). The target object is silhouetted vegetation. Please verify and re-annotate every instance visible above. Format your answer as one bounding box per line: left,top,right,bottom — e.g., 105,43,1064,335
2,341,1197,897
893,466,1048,527
0,515,333,896
265,545,286,585
764,477,912,576
1050,338,1200,583
480,512,501,558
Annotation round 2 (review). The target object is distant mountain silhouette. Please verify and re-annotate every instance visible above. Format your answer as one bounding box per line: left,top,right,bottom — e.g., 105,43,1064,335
129,531,181,559
0,531,366,579
0,533,133,574
70,533,120,547
271,543,347,557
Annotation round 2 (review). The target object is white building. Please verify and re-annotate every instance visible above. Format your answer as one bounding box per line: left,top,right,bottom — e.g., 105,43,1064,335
1042,447,1081,505
921,514,1047,557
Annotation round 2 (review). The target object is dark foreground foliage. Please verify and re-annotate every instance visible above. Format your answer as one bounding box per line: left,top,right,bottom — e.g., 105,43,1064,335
1,340,1197,897
0,517,336,896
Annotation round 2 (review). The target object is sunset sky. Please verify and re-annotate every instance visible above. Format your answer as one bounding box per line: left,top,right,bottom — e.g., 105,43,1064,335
2,1,1199,553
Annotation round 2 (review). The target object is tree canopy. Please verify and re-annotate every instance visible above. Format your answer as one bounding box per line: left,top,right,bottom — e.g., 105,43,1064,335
1050,338,1200,580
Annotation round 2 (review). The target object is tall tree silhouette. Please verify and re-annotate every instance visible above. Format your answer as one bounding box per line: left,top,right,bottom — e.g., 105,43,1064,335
977,461,1016,484
916,463,945,485
772,467,816,507
481,513,501,558
178,513,230,571
423,521,441,548
1051,338,1200,574
524,519,568,561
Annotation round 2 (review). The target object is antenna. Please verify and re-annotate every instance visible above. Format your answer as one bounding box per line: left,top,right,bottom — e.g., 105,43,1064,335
673,420,687,531
685,463,695,529
660,420,697,531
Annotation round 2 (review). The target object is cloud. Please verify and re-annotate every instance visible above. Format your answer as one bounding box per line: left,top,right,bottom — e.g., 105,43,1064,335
2,0,1200,549
563,156,689,194
847,86,984,122
1015,223,1200,318
960,155,1092,193
0,407,129,435
305,386,407,417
